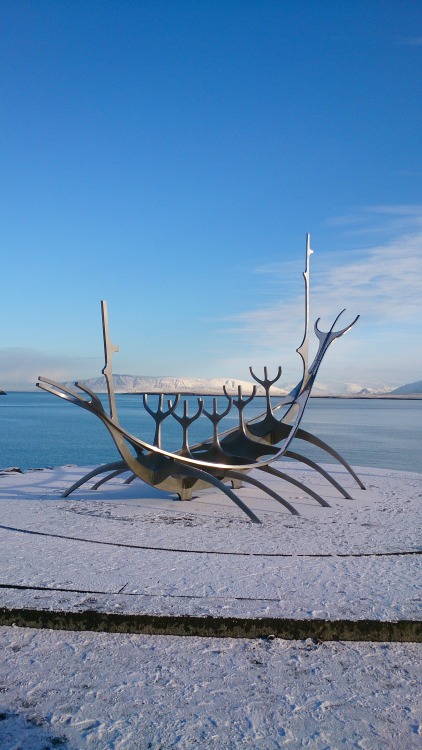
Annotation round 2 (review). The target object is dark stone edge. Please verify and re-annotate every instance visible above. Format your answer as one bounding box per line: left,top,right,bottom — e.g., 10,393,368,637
0,607,421,642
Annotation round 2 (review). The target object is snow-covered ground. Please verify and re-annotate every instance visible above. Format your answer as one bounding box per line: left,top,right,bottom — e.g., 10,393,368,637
1,628,421,750
0,462,421,749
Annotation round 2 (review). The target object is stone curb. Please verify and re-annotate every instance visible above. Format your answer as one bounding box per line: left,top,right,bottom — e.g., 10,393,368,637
1,607,420,642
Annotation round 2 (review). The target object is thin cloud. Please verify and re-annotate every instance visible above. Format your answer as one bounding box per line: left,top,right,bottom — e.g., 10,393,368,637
324,205,422,240
364,204,422,217
314,234,422,320
232,232,422,337
397,37,422,46
216,215,422,388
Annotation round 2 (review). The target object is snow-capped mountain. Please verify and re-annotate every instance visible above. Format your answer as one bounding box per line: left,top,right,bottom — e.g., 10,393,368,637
389,379,422,395
71,374,287,396
65,374,420,398
350,380,422,397
353,386,397,396
313,380,402,396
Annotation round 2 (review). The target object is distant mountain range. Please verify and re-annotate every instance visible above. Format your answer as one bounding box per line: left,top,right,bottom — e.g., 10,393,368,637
72,374,287,396
353,386,399,396
66,374,422,398
322,380,422,397
389,379,422,395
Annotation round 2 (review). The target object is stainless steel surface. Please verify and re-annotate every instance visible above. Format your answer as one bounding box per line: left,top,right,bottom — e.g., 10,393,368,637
38,235,364,523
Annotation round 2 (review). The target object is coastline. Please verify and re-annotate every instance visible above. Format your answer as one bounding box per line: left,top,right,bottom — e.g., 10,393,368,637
310,394,422,399
3,389,422,399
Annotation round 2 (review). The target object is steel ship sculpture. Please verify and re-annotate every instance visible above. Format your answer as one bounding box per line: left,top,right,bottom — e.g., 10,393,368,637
38,235,365,523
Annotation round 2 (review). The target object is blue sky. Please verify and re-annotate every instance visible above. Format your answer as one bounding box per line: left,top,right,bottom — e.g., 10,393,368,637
1,0,421,391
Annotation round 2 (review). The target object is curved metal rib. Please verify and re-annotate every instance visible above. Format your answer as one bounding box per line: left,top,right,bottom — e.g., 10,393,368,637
170,464,262,524
124,473,137,485
295,428,366,489
284,450,353,499
62,461,127,497
258,465,331,507
91,468,130,490
223,470,300,516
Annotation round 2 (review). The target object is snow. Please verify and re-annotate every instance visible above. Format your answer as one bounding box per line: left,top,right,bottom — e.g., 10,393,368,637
391,379,422,395
1,630,421,750
0,462,421,749
72,374,287,396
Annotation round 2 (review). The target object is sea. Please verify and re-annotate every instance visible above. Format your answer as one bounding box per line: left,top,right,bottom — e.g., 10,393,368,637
1,392,421,474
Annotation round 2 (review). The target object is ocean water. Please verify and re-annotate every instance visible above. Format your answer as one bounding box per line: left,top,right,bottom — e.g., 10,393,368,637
0,391,421,474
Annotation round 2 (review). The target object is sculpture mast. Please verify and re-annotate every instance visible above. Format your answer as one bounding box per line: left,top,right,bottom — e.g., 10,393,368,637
101,300,119,422
296,233,313,385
